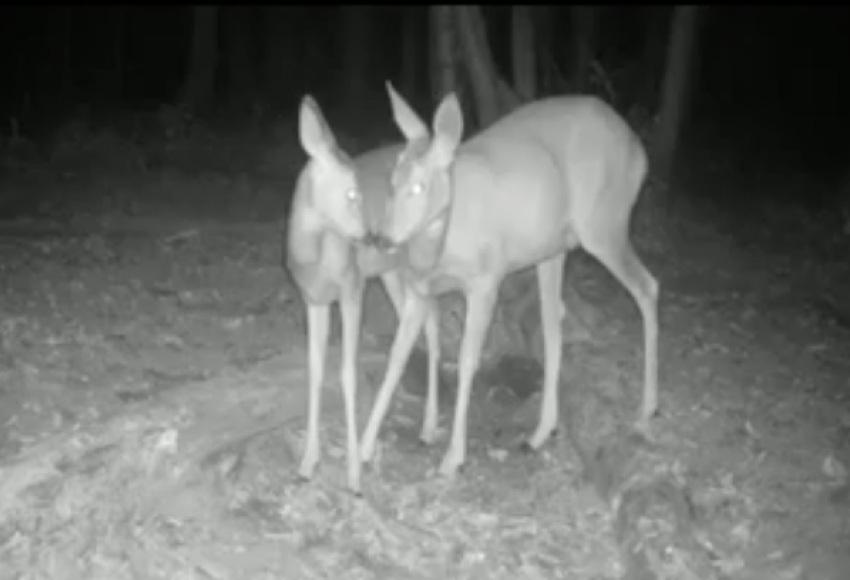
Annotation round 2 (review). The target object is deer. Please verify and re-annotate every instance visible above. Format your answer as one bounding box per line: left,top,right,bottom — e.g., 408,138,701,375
358,83,659,479
284,95,441,495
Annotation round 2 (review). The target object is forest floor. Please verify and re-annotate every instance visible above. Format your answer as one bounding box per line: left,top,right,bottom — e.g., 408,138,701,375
0,109,848,580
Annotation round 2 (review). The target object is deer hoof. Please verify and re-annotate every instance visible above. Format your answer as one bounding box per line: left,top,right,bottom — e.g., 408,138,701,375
519,428,558,454
419,431,438,447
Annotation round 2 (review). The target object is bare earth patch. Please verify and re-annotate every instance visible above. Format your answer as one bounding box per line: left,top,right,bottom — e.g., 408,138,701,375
0,145,849,579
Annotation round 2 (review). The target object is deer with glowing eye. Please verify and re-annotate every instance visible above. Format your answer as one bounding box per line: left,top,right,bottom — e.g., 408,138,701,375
284,95,441,495
359,83,659,479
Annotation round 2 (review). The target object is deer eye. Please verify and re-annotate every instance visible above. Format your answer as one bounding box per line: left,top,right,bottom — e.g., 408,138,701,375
345,187,360,203
410,182,425,197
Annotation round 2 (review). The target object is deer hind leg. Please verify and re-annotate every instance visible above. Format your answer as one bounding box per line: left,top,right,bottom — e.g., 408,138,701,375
582,223,659,430
525,253,567,451
380,273,442,445
299,303,332,482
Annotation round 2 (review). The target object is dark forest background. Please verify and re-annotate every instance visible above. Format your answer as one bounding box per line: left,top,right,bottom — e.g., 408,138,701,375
3,6,850,207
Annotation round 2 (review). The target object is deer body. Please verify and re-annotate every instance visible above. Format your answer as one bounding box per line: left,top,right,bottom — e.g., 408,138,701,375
359,87,658,478
285,97,440,495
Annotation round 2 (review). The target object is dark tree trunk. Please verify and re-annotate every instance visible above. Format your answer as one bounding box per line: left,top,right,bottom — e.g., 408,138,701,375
511,5,535,100
111,6,126,99
570,6,596,92
341,5,373,106
455,5,519,128
224,5,257,103
401,6,421,99
654,5,701,183
61,6,75,100
179,5,219,110
430,5,459,107
641,6,672,108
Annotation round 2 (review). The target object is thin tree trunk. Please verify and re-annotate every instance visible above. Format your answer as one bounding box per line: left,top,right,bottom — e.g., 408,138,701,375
455,5,519,128
430,6,459,106
263,6,291,101
179,5,219,110
641,6,671,107
61,7,74,99
15,10,37,117
111,6,126,99
342,5,372,105
571,6,596,92
536,6,556,93
511,5,535,100
401,6,420,98
225,5,256,103
654,5,700,182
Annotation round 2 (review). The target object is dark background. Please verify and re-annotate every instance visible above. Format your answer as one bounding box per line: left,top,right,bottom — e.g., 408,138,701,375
2,6,850,195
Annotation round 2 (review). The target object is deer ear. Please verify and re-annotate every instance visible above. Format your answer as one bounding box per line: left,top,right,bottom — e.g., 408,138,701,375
299,95,336,164
386,81,429,142
431,92,464,166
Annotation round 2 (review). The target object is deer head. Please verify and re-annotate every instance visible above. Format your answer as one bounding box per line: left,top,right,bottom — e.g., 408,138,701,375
383,82,464,254
297,95,365,240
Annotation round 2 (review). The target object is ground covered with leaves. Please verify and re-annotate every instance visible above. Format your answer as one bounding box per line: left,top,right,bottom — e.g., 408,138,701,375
0,109,848,579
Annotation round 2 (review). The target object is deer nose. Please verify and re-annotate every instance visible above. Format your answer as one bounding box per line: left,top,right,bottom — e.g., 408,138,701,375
363,232,397,253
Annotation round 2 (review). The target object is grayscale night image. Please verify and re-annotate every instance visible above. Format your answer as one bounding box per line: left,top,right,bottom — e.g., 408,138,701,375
0,6,847,579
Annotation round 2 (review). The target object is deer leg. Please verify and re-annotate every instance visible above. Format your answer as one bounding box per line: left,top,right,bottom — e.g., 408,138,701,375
525,254,567,450
360,290,430,463
380,273,442,445
584,228,659,429
299,303,331,481
338,279,366,495
419,300,441,445
381,271,405,317
439,283,498,478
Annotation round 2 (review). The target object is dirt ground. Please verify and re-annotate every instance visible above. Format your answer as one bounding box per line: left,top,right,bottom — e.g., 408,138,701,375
0,116,848,580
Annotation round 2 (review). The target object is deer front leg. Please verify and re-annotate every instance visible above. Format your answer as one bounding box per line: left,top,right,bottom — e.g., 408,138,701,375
419,300,441,445
439,283,498,478
338,279,365,495
380,273,442,446
360,290,430,464
299,303,331,481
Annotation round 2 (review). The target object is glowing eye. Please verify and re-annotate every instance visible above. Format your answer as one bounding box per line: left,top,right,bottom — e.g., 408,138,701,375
410,183,425,196
346,187,360,202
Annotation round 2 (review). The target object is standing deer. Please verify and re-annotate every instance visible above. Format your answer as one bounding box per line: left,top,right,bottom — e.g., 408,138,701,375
285,96,440,495
359,84,659,478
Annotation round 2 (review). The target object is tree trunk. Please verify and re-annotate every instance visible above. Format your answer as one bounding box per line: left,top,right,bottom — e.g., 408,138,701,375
401,6,420,98
511,6,536,101
842,171,850,234
640,6,671,108
536,7,556,93
341,5,372,106
455,5,519,128
179,5,219,110
111,6,126,99
14,10,37,118
263,7,292,102
61,6,75,100
654,5,700,183
224,5,256,103
570,6,596,92
430,6,460,106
